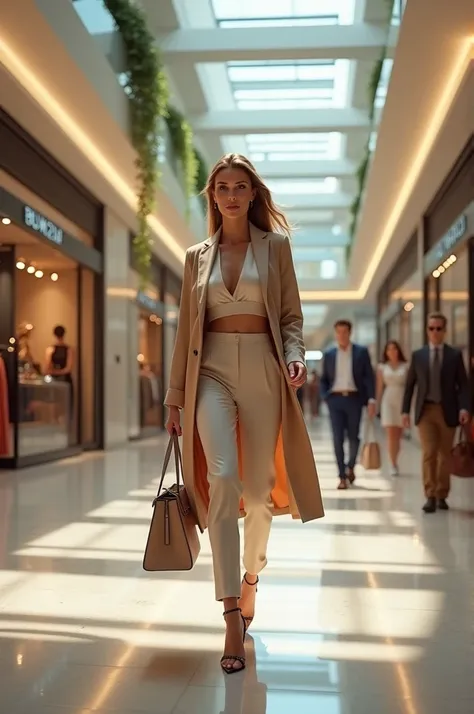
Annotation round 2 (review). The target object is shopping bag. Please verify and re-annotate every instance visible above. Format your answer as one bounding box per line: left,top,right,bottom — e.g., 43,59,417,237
361,418,381,470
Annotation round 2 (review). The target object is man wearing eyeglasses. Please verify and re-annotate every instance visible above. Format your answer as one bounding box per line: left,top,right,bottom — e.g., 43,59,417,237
402,312,469,513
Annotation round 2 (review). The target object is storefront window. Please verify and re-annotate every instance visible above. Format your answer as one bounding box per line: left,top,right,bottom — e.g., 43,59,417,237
388,271,423,357
0,196,101,466
137,309,163,431
15,244,79,456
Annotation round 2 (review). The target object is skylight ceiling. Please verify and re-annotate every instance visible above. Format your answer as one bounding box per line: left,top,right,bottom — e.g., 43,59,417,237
246,132,343,162
266,178,339,194
226,59,350,110
211,0,356,27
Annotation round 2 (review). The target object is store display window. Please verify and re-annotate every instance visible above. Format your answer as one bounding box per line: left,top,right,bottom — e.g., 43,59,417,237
0,193,101,467
137,306,163,432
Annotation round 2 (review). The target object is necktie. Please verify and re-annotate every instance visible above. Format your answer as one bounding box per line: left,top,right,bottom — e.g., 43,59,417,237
431,347,442,403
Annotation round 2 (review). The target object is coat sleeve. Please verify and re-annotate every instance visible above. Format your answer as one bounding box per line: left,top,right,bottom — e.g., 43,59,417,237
164,250,193,409
279,236,306,365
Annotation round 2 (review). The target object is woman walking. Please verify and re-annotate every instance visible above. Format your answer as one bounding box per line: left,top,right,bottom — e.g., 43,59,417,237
376,340,408,475
164,153,324,674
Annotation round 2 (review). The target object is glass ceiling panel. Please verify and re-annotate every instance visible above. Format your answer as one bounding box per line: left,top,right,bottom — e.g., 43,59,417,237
267,178,338,194
72,0,115,34
235,88,333,101
246,132,342,161
226,59,345,110
212,0,355,26
237,99,331,110
227,61,336,83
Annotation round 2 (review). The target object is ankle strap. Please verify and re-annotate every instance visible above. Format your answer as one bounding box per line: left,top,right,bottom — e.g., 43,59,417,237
243,574,259,587
223,607,242,617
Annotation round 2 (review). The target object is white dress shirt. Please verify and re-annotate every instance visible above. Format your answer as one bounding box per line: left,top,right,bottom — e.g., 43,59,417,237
332,345,357,393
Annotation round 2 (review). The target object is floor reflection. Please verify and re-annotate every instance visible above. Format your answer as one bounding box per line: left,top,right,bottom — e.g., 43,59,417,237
0,421,473,713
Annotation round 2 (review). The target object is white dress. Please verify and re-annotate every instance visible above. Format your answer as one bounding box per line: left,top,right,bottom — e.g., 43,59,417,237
379,363,408,427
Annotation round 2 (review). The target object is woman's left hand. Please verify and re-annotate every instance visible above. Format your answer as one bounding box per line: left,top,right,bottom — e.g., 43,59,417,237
288,361,307,389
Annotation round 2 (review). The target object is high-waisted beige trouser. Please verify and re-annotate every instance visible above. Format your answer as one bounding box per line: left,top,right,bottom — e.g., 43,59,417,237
196,333,282,601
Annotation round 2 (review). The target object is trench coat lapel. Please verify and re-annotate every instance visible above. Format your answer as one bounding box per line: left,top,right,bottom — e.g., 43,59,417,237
249,222,269,304
197,227,221,329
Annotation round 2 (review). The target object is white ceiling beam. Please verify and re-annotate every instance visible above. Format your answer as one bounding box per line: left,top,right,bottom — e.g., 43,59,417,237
190,108,370,134
158,24,399,63
257,159,357,178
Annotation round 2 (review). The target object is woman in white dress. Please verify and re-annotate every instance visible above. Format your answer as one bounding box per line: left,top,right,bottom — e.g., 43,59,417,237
376,341,409,475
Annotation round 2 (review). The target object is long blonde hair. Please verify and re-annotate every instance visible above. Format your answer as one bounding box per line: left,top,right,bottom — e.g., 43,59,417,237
203,153,291,237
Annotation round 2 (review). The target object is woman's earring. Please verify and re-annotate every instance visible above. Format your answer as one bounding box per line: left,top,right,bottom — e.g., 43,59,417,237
214,201,218,209
249,200,254,208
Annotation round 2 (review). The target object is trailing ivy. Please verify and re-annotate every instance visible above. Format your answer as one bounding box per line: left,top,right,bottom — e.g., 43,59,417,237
368,54,386,122
103,0,169,284
165,105,200,212
193,148,208,194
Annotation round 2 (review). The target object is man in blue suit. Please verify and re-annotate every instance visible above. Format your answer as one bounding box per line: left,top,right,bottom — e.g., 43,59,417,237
320,319,376,489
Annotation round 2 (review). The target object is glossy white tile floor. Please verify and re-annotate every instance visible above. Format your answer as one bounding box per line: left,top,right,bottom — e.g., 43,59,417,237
1,418,474,713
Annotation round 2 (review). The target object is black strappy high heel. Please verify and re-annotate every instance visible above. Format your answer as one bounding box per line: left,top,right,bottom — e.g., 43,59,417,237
220,607,246,675
240,574,259,631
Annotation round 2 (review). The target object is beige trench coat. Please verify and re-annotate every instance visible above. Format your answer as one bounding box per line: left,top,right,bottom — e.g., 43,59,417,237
164,222,325,532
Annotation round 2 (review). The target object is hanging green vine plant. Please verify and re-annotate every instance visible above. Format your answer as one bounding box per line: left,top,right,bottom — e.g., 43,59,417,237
165,105,199,213
103,0,169,284
193,148,208,194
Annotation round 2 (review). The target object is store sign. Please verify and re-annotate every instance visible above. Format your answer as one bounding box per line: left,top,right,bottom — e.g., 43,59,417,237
23,205,63,245
136,290,160,313
435,214,467,258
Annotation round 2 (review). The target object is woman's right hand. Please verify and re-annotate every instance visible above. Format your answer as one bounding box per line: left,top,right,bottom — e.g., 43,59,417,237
166,406,182,436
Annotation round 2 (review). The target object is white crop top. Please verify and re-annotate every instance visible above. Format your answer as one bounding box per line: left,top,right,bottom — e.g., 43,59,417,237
206,245,267,322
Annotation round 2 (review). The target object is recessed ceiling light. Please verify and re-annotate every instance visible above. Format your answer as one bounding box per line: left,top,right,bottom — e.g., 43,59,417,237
27,265,35,274
50,272,59,282
16,261,25,270
2,217,11,225
34,270,44,278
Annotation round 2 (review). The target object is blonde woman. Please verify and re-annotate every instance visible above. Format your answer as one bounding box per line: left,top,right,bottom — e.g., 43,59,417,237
164,154,324,674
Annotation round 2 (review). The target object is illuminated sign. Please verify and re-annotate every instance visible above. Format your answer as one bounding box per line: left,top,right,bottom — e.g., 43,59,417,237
23,205,63,245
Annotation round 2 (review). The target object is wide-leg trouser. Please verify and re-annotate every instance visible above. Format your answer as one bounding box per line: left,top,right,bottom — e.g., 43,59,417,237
196,333,281,601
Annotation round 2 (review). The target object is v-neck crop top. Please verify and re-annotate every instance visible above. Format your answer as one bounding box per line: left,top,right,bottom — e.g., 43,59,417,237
206,244,267,322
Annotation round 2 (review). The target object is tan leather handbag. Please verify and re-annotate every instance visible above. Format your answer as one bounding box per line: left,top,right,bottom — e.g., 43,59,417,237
361,418,381,470
143,431,200,572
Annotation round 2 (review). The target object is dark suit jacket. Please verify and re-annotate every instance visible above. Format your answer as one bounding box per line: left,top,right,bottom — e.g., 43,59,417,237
402,344,469,426
320,344,375,406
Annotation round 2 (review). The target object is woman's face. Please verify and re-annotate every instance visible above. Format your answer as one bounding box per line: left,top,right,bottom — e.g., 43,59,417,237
386,343,399,362
213,167,256,221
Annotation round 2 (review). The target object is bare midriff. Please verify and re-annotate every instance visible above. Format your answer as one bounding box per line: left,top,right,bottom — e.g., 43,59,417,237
206,315,270,334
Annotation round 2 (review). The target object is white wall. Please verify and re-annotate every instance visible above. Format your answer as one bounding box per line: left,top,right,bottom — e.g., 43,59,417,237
103,209,134,447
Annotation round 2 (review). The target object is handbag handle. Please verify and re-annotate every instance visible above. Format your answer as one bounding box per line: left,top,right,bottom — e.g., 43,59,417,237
156,430,183,497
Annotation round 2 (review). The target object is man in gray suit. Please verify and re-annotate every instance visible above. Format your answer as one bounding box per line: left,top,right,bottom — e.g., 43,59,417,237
402,312,469,513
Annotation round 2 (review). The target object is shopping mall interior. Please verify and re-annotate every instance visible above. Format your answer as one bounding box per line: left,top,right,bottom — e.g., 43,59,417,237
0,0,473,712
